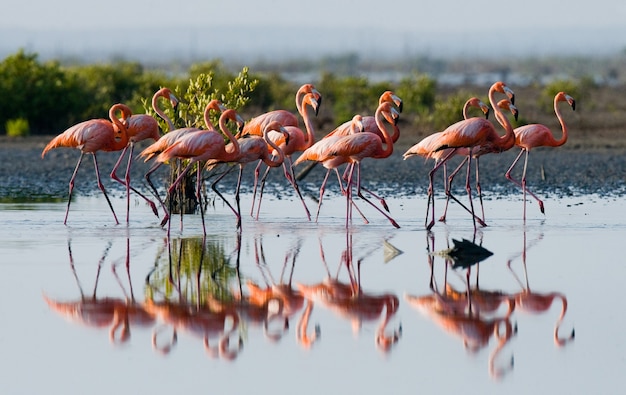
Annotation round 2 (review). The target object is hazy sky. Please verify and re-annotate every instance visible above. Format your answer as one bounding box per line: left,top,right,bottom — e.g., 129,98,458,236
6,0,625,32
4,0,626,60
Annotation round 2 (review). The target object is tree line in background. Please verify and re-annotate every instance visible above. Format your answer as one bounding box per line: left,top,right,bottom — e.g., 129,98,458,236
0,49,587,137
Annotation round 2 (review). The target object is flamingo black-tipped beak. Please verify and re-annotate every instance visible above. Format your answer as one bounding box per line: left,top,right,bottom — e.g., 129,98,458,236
503,86,515,105
394,95,403,113
570,99,576,111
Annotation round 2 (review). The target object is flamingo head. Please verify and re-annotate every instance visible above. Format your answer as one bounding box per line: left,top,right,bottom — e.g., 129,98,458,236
497,99,519,121
493,81,515,105
557,91,576,111
380,90,403,113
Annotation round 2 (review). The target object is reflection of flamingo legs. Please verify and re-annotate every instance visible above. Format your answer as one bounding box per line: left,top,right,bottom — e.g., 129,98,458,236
507,230,575,346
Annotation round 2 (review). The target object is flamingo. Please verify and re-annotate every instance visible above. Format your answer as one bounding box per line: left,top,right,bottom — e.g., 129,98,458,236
110,87,179,222
145,298,242,359
440,99,519,224
156,108,243,235
403,97,491,227
253,92,320,221
205,120,290,229
238,83,322,138
322,90,403,142
139,99,241,226
296,233,401,351
294,102,401,228
294,90,403,208
41,103,132,225
416,81,516,231
505,91,575,219
404,291,516,378
297,103,399,223
507,229,575,346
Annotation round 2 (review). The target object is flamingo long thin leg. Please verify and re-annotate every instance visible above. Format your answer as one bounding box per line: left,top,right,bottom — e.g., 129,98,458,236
92,153,120,225
464,153,478,231
426,149,457,230
64,152,84,225
255,156,311,221
440,156,487,227
341,164,390,212
210,166,242,229
351,163,400,229
250,160,263,218
256,157,311,221
505,149,545,220
111,142,159,222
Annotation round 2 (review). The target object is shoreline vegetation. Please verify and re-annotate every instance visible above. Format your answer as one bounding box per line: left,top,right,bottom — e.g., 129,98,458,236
1,50,625,201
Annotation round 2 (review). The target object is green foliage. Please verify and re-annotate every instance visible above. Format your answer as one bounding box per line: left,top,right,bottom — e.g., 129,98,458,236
146,67,257,134
146,237,238,304
67,61,158,119
0,50,83,134
5,118,30,137
432,90,486,131
396,72,437,127
540,79,581,113
317,72,382,124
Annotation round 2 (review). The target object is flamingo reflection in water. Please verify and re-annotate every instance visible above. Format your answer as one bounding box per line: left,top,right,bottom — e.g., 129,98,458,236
43,238,155,345
405,233,516,379
296,232,402,351
507,230,575,347
242,235,306,341
145,298,242,360
145,236,243,360
210,232,294,344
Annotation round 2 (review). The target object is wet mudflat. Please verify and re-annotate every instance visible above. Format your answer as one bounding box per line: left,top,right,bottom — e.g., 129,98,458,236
0,189,624,395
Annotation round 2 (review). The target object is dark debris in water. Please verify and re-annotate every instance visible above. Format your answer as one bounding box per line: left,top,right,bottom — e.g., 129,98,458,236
436,238,494,269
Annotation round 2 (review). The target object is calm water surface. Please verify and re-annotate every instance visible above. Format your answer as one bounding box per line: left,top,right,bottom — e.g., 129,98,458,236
0,192,624,394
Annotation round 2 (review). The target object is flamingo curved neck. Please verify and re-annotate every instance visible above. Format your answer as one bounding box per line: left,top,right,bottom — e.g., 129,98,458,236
488,86,515,150
552,98,569,147
153,90,175,132
263,130,285,167
301,100,316,148
374,108,394,159
219,115,241,161
109,104,130,151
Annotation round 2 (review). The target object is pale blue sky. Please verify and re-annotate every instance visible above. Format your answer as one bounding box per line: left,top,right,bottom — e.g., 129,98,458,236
6,0,625,31
4,0,626,60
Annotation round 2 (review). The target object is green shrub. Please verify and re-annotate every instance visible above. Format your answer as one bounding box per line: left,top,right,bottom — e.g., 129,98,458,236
6,118,29,137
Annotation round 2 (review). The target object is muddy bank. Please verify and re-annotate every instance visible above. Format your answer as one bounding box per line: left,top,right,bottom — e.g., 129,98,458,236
0,135,624,201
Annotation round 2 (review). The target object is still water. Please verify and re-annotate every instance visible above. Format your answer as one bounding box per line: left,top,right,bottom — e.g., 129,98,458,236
0,192,623,394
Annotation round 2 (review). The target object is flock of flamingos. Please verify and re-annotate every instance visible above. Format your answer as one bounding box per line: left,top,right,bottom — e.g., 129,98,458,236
38,80,577,377
40,80,575,232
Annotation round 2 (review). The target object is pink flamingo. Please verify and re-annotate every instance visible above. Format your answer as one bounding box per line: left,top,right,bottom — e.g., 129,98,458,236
298,103,399,223
139,99,241,226
156,109,243,235
505,91,575,219
42,103,132,225
206,120,290,229
294,102,400,228
297,91,403,210
403,97,491,226
322,90,403,142
415,81,516,230
238,83,322,137
440,99,519,223
253,92,320,221
110,87,179,222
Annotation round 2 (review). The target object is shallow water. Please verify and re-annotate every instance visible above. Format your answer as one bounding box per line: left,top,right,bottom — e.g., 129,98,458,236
1,191,624,394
